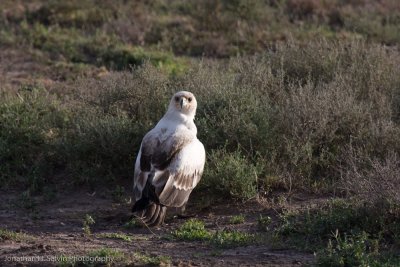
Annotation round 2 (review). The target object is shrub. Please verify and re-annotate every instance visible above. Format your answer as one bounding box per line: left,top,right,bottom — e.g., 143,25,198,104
59,110,140,184
75,67,169,121
317,230,400,267
344,13,400,45
263,40,400,187
0,87,68,190
317,231,379,267
342,150,400,205
54,68,170,185
1,39,400,200
179,39,400,191
201,148,262,200
276,199,400,250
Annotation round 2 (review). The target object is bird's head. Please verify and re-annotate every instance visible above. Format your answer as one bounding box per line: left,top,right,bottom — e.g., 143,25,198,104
167,91,197,118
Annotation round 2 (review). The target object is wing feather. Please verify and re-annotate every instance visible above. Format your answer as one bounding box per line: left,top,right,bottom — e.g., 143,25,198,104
133,122,205,209
158,139,205,207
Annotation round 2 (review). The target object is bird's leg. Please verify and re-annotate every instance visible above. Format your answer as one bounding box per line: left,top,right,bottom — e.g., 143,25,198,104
176,204,195,219
177,205,186,217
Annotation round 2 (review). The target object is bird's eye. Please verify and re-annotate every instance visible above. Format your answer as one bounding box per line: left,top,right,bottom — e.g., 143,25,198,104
175,96,179,102
188,97,192,102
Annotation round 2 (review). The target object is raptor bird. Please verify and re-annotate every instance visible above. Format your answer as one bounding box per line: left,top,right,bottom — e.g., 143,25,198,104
132,91,205,226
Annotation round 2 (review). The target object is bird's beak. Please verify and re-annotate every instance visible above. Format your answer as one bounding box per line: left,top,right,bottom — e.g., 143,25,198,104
180,98,187,109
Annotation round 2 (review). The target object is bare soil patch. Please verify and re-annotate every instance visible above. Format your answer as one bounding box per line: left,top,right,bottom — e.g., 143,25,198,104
0,189,315,266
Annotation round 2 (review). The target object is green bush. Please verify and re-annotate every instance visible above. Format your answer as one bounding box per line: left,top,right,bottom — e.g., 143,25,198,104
59,111,140,184
317,231,378,267
201,148,262,200
1,39,400,200
0,88,68,190
276,199,400,250
317,231,400,267
178,39,400,190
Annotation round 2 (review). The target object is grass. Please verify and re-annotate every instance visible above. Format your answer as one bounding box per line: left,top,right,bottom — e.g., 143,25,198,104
258,215,272,232
173,219,211,241
0,228,35,246
14,21,188,75
173,219,256,248
0,228,24,242
1,0,399,60
211,230,255,248
133,252,171,266
229,214,245,224
97,232,132,242
82,214,95,236
123,218,141,229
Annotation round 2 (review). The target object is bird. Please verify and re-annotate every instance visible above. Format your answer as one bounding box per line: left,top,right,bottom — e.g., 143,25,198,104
132,91,205,226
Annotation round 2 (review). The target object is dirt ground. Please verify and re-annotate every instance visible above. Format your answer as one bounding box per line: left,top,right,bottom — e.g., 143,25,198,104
0,188,316,267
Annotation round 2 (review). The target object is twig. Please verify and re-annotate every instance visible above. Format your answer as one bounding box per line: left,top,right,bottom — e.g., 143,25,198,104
134,215,157,236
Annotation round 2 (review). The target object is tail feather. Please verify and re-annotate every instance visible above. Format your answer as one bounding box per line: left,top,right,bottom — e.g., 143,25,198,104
153,206,167,226
132,180,167,226
133,202,166,226
143,203,156,220
143,204,158,223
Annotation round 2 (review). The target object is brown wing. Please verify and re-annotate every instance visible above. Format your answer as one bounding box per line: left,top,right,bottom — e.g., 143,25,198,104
140,129,193,171
133,128,194,203
158,171,203,207
156,139,205,208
